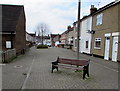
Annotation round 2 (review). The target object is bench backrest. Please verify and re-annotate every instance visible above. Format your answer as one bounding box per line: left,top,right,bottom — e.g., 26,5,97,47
58,57,89,66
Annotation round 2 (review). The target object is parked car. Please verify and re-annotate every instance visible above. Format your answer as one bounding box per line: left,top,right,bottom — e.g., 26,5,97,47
47,43,51,47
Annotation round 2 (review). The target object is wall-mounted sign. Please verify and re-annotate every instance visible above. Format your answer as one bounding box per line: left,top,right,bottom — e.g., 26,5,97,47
6,41,11,48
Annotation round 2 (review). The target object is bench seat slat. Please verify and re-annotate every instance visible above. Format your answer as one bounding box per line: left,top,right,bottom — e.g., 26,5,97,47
59,58,88,66
53,64,83,70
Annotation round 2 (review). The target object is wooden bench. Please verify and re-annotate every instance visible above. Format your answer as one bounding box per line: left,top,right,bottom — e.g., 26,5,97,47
51,57,90,79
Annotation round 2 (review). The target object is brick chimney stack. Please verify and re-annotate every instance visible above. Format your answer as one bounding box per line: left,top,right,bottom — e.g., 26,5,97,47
90,5,97,14
67,25,72,30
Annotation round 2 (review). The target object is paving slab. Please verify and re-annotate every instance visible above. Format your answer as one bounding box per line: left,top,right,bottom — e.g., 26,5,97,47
2,47,119,90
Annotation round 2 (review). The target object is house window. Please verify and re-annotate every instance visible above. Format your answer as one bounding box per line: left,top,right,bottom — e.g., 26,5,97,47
70,40,73,44
94,38,101,49
96,13,103,25
75,39,77,47
86,41,89,48
86,19,90,31
6,41,11,48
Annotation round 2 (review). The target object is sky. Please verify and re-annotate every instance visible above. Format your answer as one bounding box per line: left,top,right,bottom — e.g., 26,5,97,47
0,0,116,34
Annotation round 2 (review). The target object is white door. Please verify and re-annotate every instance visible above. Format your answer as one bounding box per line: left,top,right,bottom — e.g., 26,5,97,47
104,37,110,60
79,39,83,53
112,36,118,62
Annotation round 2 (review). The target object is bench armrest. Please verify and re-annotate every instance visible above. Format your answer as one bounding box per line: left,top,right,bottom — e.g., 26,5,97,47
51,61,58,65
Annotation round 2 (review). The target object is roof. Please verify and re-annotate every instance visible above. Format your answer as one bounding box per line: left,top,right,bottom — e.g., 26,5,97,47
80,0,120,21
92,0,120,15
61,27,74,35
36,36,50,39
50,34,59,38
26,32,36,37
0,4,24,33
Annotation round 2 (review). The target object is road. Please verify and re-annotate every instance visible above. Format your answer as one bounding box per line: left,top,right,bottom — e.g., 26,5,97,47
2,47,119,90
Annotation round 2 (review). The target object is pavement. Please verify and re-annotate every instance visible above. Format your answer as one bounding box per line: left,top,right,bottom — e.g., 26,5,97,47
2,47,119,90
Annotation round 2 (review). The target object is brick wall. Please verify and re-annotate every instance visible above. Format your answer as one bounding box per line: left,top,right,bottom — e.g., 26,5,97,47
1,49,16,63
2,34,15,51
15,7,26,55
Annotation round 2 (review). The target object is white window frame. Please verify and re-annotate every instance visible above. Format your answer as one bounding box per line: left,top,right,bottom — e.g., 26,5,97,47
94,38,101,49
96,13,103,26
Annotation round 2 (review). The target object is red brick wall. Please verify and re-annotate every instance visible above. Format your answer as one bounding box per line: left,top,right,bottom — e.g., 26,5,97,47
15,7,26,55
2,34,15,51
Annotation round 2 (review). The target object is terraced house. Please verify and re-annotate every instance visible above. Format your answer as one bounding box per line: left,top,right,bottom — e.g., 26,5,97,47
0,4,26,62
91,0,120,62
72,21,78,51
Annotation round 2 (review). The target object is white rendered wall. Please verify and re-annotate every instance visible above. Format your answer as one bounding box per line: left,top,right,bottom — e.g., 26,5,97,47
80,16,92,54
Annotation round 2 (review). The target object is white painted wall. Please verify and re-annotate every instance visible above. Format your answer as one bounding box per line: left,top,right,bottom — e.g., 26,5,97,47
26,33,35,43
55,41,59,46
43,39,51,45
80,16,92,54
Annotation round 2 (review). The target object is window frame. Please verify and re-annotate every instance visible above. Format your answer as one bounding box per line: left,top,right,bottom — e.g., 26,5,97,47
94,38,101,49
96,13,103,26
86,19,90,31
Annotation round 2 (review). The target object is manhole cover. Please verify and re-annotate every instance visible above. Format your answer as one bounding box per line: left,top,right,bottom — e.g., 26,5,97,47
22,73,27,75
14,65,23,68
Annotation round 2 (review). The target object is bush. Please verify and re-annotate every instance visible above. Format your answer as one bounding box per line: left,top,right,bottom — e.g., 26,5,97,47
37,44,48,49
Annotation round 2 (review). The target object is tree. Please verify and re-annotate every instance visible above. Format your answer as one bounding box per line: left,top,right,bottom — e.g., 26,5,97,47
35,22,50,45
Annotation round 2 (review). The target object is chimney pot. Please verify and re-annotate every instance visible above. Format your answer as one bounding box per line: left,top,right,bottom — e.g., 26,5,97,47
67,25,71,30
90,5,97,14
91,5,94,8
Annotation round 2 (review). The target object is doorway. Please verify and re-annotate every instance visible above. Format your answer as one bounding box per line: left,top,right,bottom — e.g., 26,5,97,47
104,37,110,60
112,36,118,62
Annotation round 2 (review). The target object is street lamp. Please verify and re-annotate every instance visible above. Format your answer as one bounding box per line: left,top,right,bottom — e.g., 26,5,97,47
77,0,81,59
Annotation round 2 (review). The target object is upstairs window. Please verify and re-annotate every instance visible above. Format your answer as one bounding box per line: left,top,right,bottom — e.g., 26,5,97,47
86,19,90,31
96,13,103,25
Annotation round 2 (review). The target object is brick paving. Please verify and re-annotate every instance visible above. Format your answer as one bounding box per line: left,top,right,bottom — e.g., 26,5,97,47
2,47,119,89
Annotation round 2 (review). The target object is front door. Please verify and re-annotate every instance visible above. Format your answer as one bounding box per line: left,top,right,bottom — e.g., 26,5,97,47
112,36,118,62
104,37,110,60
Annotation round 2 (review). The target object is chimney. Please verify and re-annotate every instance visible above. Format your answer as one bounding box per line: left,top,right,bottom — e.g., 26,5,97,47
67,25,72,30
90,5,97,14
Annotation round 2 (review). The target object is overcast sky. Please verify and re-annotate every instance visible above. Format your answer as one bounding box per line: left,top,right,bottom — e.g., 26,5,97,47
0,0,115,34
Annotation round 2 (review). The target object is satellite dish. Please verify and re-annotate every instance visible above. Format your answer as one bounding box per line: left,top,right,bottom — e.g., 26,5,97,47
91,30,95,34
86,30,95,34
86,30,91,33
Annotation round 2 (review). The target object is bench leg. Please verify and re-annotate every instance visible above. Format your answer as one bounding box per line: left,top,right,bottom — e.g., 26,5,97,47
87,70,89,77
83,64,89,79
56,67,58,71
83,67,89,79
51,66,54,73
51,65,58,73
83,70,87,79
83,69,89,79
51,65,55,73
76,65,79,71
